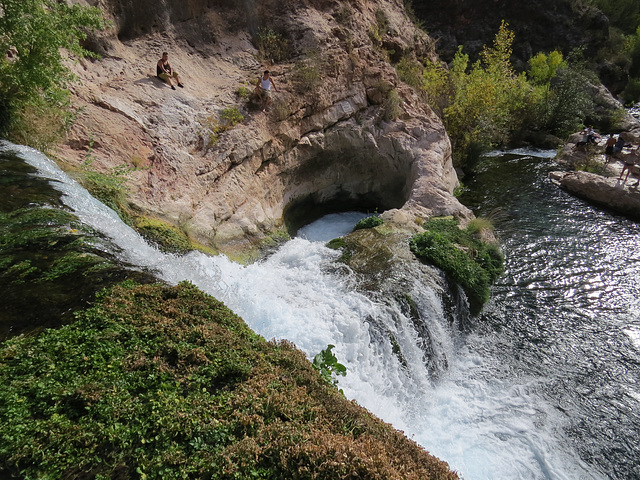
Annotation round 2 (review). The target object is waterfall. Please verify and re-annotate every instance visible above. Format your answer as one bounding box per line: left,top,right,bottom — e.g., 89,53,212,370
2,141,606,480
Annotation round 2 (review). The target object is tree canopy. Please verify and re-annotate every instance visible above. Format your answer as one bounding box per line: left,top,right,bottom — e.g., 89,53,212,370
0,0,104,146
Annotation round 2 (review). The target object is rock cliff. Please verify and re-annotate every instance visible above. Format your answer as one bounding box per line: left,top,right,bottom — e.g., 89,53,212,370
60,0,471,254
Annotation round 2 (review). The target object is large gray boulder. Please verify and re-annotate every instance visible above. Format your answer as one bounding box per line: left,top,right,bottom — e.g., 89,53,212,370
549,170,640,219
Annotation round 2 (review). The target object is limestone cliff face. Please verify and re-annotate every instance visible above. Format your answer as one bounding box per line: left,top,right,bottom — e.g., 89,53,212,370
62,0,471,253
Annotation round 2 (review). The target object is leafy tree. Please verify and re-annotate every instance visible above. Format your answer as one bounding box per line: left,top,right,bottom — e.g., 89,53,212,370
621,25,640,103
589,0,640,34
545,65,595,136
528,50,567,85
442,21,531,166
0,0,104,147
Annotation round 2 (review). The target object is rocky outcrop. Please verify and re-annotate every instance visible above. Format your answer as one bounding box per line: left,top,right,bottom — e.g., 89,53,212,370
60,0,470,254
549,170,640,219
551,104,640,219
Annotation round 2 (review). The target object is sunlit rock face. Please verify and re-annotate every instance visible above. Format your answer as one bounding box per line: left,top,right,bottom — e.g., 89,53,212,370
550,170,640,219
64,0,471,252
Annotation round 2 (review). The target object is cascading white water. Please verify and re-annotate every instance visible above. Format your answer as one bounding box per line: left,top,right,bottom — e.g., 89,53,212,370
5,142,606,480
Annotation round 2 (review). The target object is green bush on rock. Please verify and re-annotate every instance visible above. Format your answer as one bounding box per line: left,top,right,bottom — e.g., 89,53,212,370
0,281,459,480
409,217,503,315
134,217,192,254
353,215,384,231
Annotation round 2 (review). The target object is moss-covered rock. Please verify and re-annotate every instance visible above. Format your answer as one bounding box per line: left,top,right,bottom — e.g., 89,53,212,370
0,152,154,340
353,215,384,231
134,216,193,254
409,217,503,315
0,281,459,480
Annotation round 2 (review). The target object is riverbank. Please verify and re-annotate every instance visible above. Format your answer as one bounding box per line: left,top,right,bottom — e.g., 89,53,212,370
551,125,640,220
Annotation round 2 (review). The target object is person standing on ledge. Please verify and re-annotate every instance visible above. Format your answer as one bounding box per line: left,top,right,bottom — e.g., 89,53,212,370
255,70,278,112
157,52,184,90
604,133,616,162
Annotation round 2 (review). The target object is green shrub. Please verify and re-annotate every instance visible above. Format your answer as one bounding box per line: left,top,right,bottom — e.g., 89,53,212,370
203,108,244,147
621,77,640,104
574,153,609,175
527,51,567,85
2,93,76,152
441,23,533,166
0,0,104,148
235,85,252,99
77,163,132,224
271,95,291,121
368,9,389,45
353,215,384,231
0,281,460,479
134,217,192,254
292,59,323,93
383,89,402,121
333,5,353,25
313,344,346,389
542,64,595,137
409,218,504,315
219,107,244,127
421,60,451,116
253,28,292,63
395,57,424,91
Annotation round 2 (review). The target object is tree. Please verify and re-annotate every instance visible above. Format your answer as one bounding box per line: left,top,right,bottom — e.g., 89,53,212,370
528,50,567,85
443,21,531,166
0,0,104,147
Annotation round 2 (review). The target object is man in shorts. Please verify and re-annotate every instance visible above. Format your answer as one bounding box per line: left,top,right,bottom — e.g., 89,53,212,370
157,52,183,90
255,70,278,112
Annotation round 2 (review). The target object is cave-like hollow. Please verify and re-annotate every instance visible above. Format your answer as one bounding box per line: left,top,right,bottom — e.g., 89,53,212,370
282,145,415,236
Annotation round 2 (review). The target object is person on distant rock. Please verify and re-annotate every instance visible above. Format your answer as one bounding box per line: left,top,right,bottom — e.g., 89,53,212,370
255,70,278,112
604,133,616,162
618,145,640,184
586,126,598,144
613,135,627,153
157,52,183,90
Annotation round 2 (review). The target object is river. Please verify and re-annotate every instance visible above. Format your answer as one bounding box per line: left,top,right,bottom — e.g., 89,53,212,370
2,143,639,479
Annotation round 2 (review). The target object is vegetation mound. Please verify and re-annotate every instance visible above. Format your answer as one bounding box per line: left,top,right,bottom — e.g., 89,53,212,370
353,215,384,231
0,281,458,480
410,217,504,315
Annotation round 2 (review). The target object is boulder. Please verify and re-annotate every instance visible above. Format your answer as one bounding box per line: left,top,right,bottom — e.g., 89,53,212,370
549,170,640,219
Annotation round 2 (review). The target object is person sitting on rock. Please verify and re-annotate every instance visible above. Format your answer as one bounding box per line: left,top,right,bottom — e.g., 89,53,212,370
586,126,598,144
613,135,626,153
255,70,278,112
157,52,183,90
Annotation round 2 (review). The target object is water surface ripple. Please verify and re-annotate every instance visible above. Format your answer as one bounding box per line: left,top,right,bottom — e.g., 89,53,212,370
460,151,640,479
